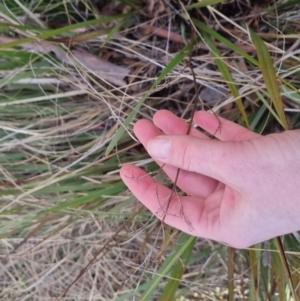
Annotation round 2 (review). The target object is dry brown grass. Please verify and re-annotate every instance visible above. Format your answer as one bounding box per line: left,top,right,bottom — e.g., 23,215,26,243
0,0,300,300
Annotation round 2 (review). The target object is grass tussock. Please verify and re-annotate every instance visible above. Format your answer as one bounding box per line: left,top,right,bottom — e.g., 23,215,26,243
0,0,300,300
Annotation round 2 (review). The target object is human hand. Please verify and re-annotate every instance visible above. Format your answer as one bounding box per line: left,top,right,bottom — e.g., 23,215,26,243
120,110,300,248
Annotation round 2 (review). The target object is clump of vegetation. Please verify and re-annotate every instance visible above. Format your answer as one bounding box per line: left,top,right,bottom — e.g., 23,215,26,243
0,0,300,300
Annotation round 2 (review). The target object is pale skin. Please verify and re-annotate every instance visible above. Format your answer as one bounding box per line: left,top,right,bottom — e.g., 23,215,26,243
120,110,300,249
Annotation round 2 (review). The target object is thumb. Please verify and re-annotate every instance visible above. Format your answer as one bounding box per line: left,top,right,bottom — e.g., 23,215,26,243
147,135,251,185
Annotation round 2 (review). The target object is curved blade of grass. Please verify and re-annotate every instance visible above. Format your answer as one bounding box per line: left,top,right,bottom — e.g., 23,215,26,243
256,90,283,124
139,233,195,301
269,0,300,12
186,0,226,9
228,247,235,301
0,13,132,49
248,247,260,301
158,234,195,301
42,181,126,213
271,240,288,301
0,3,22,24
105,43,192,156
202,33,249,127
115,243,219,301
192,19,258,66
249,103,268,132
251,32,289,130
260,243,272,300
280,83,300,105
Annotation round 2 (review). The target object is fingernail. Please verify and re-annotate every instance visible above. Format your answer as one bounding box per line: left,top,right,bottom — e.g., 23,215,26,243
148,137,170,159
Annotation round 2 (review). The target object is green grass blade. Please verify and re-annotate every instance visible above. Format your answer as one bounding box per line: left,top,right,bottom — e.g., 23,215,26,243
228,247,235,301
105,43,192,156
272,241,287,301
248,248,260,301
249,104,268,132
139,233,195,301
43,182,126,213
280,83,300,105
202,33,249,127
0,13,132,49
186,0,226,9
251,31,289,130
158,235,195,301
269,0,300,12
0,3,22,24
275,237,298,301
192,19,258,66
256,91,283,125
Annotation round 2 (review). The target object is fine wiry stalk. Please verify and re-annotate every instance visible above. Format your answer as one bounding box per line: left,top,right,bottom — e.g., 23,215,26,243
160,35,200,230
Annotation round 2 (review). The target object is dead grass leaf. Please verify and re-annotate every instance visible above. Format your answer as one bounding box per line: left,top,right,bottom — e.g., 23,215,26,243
0,36,129,86
140,24,186,44
70,49,129,86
